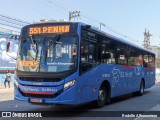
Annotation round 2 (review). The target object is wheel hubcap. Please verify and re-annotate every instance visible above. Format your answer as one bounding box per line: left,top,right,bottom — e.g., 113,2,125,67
141,83,144,93
99,89,105,102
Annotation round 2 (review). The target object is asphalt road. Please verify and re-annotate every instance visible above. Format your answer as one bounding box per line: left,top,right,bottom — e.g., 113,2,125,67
1,83,160,120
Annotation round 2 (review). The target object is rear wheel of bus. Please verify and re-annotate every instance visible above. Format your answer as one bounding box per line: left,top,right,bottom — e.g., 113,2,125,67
133,80,145,96
138,80,145,96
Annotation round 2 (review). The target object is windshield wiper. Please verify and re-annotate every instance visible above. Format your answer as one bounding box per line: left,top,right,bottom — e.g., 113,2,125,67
20,36,37,61
47,34,62,50
29,35,37,53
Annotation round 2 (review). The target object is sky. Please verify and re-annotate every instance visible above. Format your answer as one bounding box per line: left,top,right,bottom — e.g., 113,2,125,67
0,0,160,46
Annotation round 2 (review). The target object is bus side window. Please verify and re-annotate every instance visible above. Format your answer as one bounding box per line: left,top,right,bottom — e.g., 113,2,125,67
116,42,128,65
147,54,155,68
136,55,143,67
101,37,115,64
143,54,148,67
128,47,145,67
101,53,111,63
81,42,88,63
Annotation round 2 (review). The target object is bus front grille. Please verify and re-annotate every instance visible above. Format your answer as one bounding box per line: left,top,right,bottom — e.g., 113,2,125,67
23,92,61,98
19,77,62,82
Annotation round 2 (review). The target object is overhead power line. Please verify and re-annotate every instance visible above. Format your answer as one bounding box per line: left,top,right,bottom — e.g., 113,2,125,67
0,14,30,24
0,17,25,27
0,14,30,33
11,0,141,45
43,0,142,43
15,0,51,18
0,27,20,33
0,14,30,34
47,0,69,12
0,22,21,29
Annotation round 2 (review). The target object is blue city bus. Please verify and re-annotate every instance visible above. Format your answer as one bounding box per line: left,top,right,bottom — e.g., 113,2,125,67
13,22,155,107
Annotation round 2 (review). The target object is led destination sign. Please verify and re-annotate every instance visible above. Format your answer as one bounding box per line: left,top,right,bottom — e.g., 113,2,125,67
29,25,70,35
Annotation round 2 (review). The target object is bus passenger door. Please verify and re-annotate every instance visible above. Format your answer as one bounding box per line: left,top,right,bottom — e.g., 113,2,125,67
79,29,100,103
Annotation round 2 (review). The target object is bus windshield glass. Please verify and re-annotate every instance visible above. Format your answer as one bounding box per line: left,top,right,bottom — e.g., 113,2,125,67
17,35,78,72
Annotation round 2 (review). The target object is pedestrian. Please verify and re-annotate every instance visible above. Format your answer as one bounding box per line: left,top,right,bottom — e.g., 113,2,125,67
4,70,12,88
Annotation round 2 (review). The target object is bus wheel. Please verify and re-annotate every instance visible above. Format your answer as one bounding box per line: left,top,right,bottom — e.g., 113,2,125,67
138,81,144,96
95,85,107,108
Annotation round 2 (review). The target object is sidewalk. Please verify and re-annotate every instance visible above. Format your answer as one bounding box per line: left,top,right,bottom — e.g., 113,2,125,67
0,87,13,93
0,85,13,89
156,75,160,82
156,78,160,83
0,82,14,89
0,88,14,102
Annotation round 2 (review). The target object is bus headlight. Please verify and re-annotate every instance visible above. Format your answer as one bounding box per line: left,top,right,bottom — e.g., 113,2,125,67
64,80,76,90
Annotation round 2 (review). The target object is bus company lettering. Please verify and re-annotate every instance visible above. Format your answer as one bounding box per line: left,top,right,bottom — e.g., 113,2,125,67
47,62,74,65
21,87,57,93
42,88,57,92
102,68,133,78
32,82,42,85
112,67,133,87
29,25,70,35
112,68,120,87
112,68,133,78
22,87,39,92
102,74,110,77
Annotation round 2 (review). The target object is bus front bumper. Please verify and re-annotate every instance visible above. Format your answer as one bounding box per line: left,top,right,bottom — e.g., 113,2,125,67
14,83,80,105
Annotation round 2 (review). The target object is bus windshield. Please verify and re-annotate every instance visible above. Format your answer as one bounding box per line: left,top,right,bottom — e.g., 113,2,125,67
17,35,78,73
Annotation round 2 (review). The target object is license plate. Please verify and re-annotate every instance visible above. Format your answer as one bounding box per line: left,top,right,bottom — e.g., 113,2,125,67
30,98,43,103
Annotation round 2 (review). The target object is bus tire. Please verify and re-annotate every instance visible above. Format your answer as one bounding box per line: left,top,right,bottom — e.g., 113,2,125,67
138,80,144,96
94,85,107,108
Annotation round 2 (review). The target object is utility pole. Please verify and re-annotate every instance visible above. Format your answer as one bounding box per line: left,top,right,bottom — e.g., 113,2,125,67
69,11,80,21
143,28,152,50
100,22,106,30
